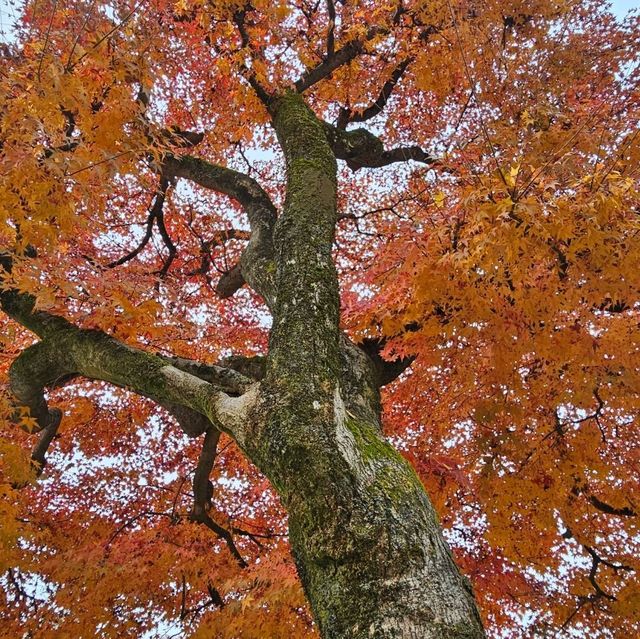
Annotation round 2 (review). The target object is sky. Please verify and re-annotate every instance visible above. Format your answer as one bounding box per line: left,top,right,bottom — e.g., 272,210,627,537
613,0,640,14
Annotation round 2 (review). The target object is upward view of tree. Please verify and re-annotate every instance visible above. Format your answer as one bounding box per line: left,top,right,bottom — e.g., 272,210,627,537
0,0,638,636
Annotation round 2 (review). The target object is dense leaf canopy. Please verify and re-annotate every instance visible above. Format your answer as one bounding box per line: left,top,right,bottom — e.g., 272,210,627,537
0,0,639,636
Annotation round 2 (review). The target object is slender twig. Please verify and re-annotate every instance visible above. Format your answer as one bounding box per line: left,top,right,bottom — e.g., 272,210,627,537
36,0,59,82
64,0,98,71
107,177,169,268
66,150,133,177
445,0,506,187
326,0,336,58
70,0,146,69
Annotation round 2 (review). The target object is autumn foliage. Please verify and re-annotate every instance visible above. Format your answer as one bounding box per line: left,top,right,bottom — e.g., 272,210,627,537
1,0,639,636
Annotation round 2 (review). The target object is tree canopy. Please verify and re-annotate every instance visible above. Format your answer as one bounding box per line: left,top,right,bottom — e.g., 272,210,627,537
0,0,639,637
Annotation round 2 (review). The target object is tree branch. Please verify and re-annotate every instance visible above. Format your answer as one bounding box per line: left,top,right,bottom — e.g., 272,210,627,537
323,122,438,171
232,8,275,108
589,494,636,518
337,57,413,129
562,524,634,603
358,337,415,386
294,26,388,93
154,192,178,277
188,426,247,567
162,155,276,305
30,408,62,474
325,0,336,59
186,229,251,284
107,177,169,269
216,262,246,298
159,354,254,394
1,269,260,454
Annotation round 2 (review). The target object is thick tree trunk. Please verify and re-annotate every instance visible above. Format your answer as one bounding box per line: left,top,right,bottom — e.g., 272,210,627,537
237,94,486,639
2,93,486,639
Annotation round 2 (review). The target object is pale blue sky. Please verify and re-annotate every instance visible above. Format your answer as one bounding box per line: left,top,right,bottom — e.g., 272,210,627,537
613,0,639,15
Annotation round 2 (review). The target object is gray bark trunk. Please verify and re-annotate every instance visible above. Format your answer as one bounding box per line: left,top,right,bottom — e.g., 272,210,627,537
237,93,486,639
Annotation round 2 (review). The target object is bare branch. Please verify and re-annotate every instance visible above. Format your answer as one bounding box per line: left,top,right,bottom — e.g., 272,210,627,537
189,427,247,567
295,26,387,93
337,57,413,129
589,494,636,518
323,122,439,170
232,9,275,108
162,155,276,304
108,177,169,269
562,523,634,605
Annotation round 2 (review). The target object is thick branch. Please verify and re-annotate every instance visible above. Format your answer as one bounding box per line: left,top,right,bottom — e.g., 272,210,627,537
159,354,254,395
215,263,245,298
358,337,416,386
162,155,276,305
294,26,387,93
589,494,636,518
1,291,259,451
162,404,213,438
218,354,266,381
325,0,336,58
192,427,220,517
9,342,70,431
323,122,438,171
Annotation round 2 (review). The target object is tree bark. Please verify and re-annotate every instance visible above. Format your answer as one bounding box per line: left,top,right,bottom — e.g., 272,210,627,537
232,93,486,639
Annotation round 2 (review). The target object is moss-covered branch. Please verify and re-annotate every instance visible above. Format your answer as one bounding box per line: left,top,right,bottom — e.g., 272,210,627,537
1,283,259,460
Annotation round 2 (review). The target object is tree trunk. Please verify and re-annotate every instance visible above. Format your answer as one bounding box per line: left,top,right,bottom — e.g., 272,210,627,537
2,92,486,639
237,93,486,639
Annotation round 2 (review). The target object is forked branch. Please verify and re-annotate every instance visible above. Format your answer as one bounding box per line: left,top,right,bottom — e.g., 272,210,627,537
1,262,260,468
162,154,277,304
189,427,248,567
323,122,438,170
294,26,388,93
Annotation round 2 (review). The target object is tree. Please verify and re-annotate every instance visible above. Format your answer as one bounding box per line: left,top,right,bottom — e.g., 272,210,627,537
0,0,638,636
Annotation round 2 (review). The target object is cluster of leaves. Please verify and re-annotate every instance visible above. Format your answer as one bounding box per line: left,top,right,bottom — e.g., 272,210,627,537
1,0,639,637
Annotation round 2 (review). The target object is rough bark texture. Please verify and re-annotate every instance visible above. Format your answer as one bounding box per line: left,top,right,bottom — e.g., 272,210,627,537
233,94,485,639
2,93,486,638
